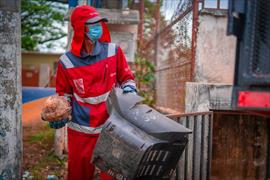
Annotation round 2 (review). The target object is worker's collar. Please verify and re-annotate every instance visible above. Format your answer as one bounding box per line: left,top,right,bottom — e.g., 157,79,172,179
81,41,102,58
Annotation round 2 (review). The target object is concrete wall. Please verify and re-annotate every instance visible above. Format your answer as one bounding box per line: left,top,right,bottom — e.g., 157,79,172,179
22,52,61,70
108,24,137,63
185,82,232,112
108,24,138,62
97,8,139,62
22,52,61,87
0,0,22,179
195,12,236,84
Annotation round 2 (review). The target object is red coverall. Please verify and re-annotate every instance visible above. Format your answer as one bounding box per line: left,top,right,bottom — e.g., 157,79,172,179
56,5,136,180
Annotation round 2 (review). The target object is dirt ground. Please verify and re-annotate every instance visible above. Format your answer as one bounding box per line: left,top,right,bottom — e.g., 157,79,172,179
23,121,68,180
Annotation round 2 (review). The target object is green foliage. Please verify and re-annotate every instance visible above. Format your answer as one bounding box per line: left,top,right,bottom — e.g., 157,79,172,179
29,124,54,144
31,152,67,179
21,0,68,51
135,56,155,105
29,133,44,143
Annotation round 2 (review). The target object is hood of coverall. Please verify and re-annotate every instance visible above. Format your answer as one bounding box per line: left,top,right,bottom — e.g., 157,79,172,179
70,5,111,57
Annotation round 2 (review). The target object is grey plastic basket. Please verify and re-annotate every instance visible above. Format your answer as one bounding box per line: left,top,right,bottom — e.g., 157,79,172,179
92,88,191,180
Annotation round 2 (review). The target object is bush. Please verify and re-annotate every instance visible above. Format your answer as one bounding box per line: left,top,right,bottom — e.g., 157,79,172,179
134,56,155,106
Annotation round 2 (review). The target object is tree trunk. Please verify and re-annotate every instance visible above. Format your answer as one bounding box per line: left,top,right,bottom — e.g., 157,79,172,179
0,1,22,179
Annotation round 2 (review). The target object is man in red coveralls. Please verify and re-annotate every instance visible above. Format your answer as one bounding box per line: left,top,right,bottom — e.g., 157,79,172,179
49,5,137,180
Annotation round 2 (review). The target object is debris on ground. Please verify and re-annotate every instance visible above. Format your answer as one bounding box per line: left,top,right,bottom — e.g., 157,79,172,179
23,121,67,179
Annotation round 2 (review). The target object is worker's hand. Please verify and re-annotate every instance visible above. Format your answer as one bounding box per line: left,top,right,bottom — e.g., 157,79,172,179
122,85,137,94
49,118,69,129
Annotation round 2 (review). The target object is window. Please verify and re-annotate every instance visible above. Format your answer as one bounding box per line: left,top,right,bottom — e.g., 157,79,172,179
202,0,228,10
204,0,217,9
220,0,228,9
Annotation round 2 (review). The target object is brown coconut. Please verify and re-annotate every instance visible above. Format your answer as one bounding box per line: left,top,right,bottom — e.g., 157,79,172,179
41,95,71,122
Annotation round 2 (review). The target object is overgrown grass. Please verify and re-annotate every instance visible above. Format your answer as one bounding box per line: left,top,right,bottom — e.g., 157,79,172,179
29,124,54,145
24,124,67,179
31,152,67,179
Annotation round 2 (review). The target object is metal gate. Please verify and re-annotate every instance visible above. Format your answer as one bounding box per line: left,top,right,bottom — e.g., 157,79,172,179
168,111,213,180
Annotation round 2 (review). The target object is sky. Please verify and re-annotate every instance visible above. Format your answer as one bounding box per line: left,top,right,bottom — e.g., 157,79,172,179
37,2,68,53
161,0,181,20
37,22,68,53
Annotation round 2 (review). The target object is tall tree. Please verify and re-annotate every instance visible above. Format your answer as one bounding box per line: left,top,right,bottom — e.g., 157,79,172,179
21,0,68,51
0,1,22,179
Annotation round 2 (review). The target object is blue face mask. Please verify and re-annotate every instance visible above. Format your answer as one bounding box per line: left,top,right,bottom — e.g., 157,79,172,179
86,23,103,42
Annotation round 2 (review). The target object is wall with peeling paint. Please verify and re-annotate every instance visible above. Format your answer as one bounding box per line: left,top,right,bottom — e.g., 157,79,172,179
0,1,22,179
195,12,236,84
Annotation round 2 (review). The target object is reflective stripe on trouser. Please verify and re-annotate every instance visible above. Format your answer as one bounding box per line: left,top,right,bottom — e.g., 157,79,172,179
67,121,103,134
67,128,113,180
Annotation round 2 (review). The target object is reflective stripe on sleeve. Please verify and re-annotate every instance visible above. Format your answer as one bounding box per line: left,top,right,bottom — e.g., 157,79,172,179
60,54,74,69
108,43,116,57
